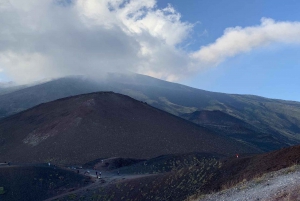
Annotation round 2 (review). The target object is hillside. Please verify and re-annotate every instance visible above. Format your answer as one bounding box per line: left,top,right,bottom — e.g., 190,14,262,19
190,144,300,200
0,92,257,165
197,165,300,201
181,110,285,151
0,165,91,201
191,143,300,198
112,143,300,201
51,152,223,201
52,144,300,201
0,74,299,151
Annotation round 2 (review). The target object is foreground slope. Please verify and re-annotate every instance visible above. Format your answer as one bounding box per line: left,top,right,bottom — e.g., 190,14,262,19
198,165,300,201
186,144,300,200
54,144,300,201
50,153,223,201
0,92,257,165
0,165,91,201
191,144,300,200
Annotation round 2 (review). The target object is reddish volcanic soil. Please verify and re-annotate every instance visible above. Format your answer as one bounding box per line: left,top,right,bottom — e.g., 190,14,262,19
0,92,259,165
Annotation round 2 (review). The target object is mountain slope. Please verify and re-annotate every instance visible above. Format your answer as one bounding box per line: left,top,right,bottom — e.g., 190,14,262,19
181,110,286,151
0,73,300,151
0,165,91,201
0,92,258,165
50,142,300,201
203,144,300,194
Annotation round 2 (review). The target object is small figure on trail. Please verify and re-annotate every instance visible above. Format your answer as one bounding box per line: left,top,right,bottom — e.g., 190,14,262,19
236,154,239,158
99,172,102,176
48,162,51,166
96,171,98,176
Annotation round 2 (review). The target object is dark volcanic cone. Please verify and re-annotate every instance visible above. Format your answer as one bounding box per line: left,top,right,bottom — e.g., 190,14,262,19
0,92,259,165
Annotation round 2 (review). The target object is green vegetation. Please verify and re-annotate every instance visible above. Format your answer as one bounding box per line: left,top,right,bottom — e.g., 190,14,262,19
0,187,5,195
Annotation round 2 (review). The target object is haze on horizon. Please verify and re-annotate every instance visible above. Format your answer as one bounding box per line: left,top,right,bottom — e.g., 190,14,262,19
0,0,300,100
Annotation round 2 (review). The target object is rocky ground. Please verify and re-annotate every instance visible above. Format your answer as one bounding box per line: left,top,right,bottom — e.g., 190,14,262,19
196,165,300,201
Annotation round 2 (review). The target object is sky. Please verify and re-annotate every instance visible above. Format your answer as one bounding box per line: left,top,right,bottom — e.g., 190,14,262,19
0,0,300,101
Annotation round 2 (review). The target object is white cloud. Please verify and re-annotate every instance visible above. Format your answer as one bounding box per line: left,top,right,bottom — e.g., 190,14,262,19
1,1,300,84
0,0,193,83
192,18,300,66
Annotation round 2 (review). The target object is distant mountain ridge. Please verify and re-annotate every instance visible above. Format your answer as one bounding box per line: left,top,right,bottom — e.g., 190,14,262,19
0,73,299,151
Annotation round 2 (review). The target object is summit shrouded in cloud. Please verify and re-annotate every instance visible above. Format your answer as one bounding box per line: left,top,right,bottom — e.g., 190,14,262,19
0,0,194,83
1,0,300,84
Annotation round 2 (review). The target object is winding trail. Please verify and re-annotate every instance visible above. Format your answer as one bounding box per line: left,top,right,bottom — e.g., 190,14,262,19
44,168,155,201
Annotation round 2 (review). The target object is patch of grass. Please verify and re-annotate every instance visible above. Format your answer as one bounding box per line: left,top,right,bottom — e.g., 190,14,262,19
0,187,5,195
284,164,299,174
221,180,237,190
184,193,206,201
253,175,265,184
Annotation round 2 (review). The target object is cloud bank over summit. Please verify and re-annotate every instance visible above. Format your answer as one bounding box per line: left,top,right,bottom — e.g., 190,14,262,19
0,0,193,83
1,0,300,83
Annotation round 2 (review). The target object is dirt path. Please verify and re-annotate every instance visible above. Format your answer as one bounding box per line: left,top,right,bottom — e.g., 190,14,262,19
44,169,155,201
197,165,300,201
